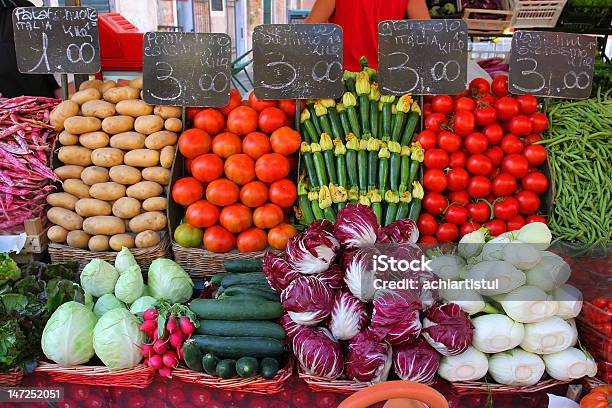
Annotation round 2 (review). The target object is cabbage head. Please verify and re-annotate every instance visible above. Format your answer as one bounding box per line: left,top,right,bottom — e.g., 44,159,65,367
80,259,119,297
115,247,139,275
42,301,97,366
93,308,144,369
115,265,144,304
142,285,150,296
84,292,94,311
93,294,126,318
129,296,158,316
148,258,193,304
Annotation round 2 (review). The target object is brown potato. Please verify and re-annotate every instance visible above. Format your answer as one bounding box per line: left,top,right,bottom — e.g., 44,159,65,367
81,100,116,119
88,235,110,251
129,77,143,90
71,88,101,105
47,225,68,243
115,99,153,117
153,105,181,119
135,230,161,248
145,130,177,150
83,216,126,235
108,165,142,185
103,86,139,103
79,79,102,91
109,131,145,150
123,149,159,167
47,207,83,231
112,197,141,219
47,192,79,210
99,80,117,94
141,167,170,185
54,165,84,180
64,116,102,134
142,197,166,212
129,211,167,233
75,198,112,217
134,115,164,135
79,131,110,149
63,178,91,198
159,145,175,169
91,147,124,167
126,181,163,200
80,166,109,185
89,182,126,201
109,233,135,251
101,115,134,134
50,100,79,131
164,118,183,132
58,146,92,166
66,230,91,249
59,130,79,146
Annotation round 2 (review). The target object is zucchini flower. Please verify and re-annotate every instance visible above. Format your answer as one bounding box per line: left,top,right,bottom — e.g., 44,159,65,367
411,142,424,162
310,142,322,154
320,133,334,152
336,102,346,113
298,179,309,196
368,189,382,205
356,71,371,96
367,137,380,153
411,100,422,115
300,109,311,123
334,138,347,156
330,184,347,204
387,141,402,155
378,144,390,160
392,104,397,115
343,70,357,82
359,138,368,152
380,95,396,104
385,190,400,205
319,185,333,209
308,190,319,202
346,133,360,151
348,187,360,202
364,66,377,80
412,181,424,200
300,141,312,154
314,102,328,117
369,82,380,102
399,190,412,205
343,92,357,108
320,98,336,108
359,193,371,206
378,100,384,111
400,145,411,156
396,94,412,113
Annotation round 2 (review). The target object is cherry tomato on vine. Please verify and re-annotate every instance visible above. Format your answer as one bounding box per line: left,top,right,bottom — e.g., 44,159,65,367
500,134,525,155
447,168,470,192
422,192,447,215
445,204,469,225
483,124,504,145
449,151,467,168
453,110,476,136
466,154,493,176
449,190,470,206
484,146,504,167
523,144,547,166
529,113,548,133
417,213,438,236
515,95,538,115
425,112,448,132
436,223,459,242
507,215,526,231
424,149,450,169
492,173,518,197
460,221,481,236
493,196,520,221
467,201,491,223
525,134,541,144
526,215,547,224
416,130,438,150
469,78,490,95
522,172,549,194
491,75,509,97
474,105,497,127
495,96,520,121
432,95,454,114
484,219,507,236
438,130,462,153
508,115,533,137
464,132,489,154
502,154,530,179
515,190,541,215
420,236,438,244
454,96,477,112
468,176,492,198
423,169,447,193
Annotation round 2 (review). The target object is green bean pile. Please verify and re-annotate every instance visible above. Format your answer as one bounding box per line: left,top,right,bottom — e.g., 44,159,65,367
539,90,612,245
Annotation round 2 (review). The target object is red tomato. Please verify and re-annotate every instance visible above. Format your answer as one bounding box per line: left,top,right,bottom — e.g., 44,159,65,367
522,172,549,194
258,107,287,133
474,105,497,127
432,95,454,114
526,215,547,224
178,128,212,159
278,99,304,117
219,88,242,117
454,96,477,112
205,179,240,206
445,204,469,225
449,151,467,168
459,221,480,236
491,75,509,97
424,149,449,169
423,168,447,193
227,106,258,136
191,154,223,183
203,225,236,253
424,112,448,132
485,146,504,167
267,223,298,250
447,168,470,192
436,223,459,242
453,110,475,136
507,214,526,231
270,126,301,155
508,115,532,137
515,190,540,215
420,235,438,244
186,107,203,122
525,133,541,144
423,103,432,116
484,219,507,236
417,213,438,236
219,203,252,233
502,154,529,179
492,173,518,197
438,130,462,153
466,154,493,176
186,200,219,228
480,93,497,106
240,181,269,208
449,190,470,207
255,153,290,183
242,132,272,160
483,124,504,145
212,132,242,158
523,144,547,166
172,177,204,206
467,176,492,198
247,91,276,112
493,196,519,221
495,96,520,122
224,154,256,185
529,113,548,133
500,134,524,155
253,203,284,229
422,192,447,215
464,132,488,154
469,78,490,95
193,109,225,135
468,201,491,223
515,95,538,115
269,179,297,208
416,130,438,150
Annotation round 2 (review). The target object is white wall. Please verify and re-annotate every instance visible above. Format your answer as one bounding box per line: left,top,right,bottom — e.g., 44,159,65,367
113,0,158,32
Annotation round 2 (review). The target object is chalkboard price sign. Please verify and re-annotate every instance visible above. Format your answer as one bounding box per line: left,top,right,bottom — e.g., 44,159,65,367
378,19,468,95
12,7,100,74
253,24,344,100
509,31,596,99
142,32,231,107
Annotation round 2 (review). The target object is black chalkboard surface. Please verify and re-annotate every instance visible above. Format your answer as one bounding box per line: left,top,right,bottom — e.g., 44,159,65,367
509,31,596,99
12,7,100,74
378,19,468,95
253,24,344,100
142,32,231,107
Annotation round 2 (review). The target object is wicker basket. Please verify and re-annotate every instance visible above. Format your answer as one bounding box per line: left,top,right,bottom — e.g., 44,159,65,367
450,379,570,395
299,369,437,394
172,357,294,394
35,362,155,388
0,369,23,387
48,234,170,271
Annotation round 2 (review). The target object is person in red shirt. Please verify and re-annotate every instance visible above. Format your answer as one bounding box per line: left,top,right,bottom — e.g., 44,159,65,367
305,0,430,71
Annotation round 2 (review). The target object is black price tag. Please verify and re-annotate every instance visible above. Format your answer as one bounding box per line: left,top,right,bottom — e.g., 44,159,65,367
509,31,596,99
142,32,231,107
378,19,468,95
253,24,344,100
12,7,100,74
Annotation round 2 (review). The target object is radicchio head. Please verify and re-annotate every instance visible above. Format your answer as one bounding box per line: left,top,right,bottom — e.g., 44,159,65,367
280,314,303,342
343,247,380,302
370,290,422,345
286,220,340,275
422,303,474,356
383,219,419,244
316,264,343,290
281,276,334,326
293,326,343,379
329,290,368,341
393,338,441,383
345,329,392,383
262,252,299,292
334,204,380,249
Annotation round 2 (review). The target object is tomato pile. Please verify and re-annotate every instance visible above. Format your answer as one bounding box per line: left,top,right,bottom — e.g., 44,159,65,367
172,90,300,253
416,76,551,243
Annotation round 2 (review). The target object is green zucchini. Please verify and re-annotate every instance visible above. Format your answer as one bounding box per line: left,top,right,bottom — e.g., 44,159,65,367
223,259,262,273
216,359,237,379
189,299,283,320
222,286,280,301
236,357,259,378
327,107,344,140
400,110,420,146
182,340,203,371
196,320,286,340
202,353,219,375
260,357,280,380
220,272,267,288
210,273,230,287
192,335,285,358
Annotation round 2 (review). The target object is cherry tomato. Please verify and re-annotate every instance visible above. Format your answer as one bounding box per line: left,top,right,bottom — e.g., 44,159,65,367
474,105,497,127
425,112,448,132
522,172,549,194
507,214,526,231
502,154,530,179
437,130,462,153
493,196,519,221
484,219,507,236
492,173,518,197
491,75,509,97
449,151,467,168
515,95,538,115
422,192,447,215
447,168,470,192
436,223,459,242
483,124,504,145
480,93,497,106
508,115,533,137
529,113,548,133
468,201,491,223
500,134,524,155
464,132,488,154
432,95,454,114
526,215,547,224
423,103,432,116
424,149,449,169
469,78,490,95
416,130,438,150
484,146,504,167
495,96,520,122
460,221,481,236
466,154,493,176
172,177,204,206
467,176,492,198
445,204,469,225
523,144,547,166
449,190,470,207
454,96,477,112
453,110,475,136
525,133,541,144
423,168,447,193
417,213,438,236
419,236,438,244
515,190,541,215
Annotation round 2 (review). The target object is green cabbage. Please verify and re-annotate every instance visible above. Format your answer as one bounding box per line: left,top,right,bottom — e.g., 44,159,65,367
129,296,157,316
84,292,95,311
115,247,139,275
80,259,119,297
148,258,193,304
142,285,150,296
93,308,144,370
93,294,126,318
114,265,143,305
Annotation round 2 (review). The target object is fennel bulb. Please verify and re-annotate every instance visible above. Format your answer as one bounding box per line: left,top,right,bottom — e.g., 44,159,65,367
437,346,488,382
471,314,524,353
500,285,559,323
520,316,578,354
502,242,542,270
552,284,583,319
464,261,526,296
524,252,571,292
515,222,552,250
488,349,545,386
477,236,512,262
542,347,597,381
438,287,486,315
458,229,486,259
429,255,466,280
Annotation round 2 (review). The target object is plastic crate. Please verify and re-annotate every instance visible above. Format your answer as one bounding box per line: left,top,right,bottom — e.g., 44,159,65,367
462,0,515,34
581,301,612,333
597,360,611,383
513,0,567,28
578,317,612,363
559,3,612,29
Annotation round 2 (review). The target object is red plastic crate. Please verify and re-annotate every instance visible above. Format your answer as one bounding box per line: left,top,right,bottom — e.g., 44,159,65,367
580,301,612,333
98,13,143,71
578,317,612,363
596,360,612,383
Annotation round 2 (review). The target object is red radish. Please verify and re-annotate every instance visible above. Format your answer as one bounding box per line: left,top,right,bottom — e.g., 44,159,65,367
153,339,168,355
176,346,184,361
140,320,157,333
153,329,169,341
163,351,179,368
149,354,163,370
143,309,159,321
158,366,172,378
166,317,179,334
140,343,154,358
169,332,184,349
179,317,195,337
143,358,149,366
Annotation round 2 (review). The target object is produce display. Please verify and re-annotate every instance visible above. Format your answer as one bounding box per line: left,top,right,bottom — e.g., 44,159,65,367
427,0,459,18
172,90,300,253
417,75,551,243
46,78,178,251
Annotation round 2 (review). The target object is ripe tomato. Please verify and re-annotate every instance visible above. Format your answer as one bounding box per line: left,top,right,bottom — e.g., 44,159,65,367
492,173,518,197
507,214,526,231
172,177,204,206
468,176,492,198
422,192,447,215
253,203,284,229
436,223,459,242
454,96,477,112
224,154,255,185
186,200,219,228
227,106,258,136
423,169,447,193
522,172,549,194
484,146,504,167
247,91,276,112
219,88,242,117
500,134,524,155
493,196,519,221
212,132,242,158
186,107,203,122
484,219,506,236
258,107,287,133
467,201,491,223
474,105,497,127
255,153,290,183
495,96,519,122
240,181,269,208
453,110,475,136
502,154,529,179
423,103,432,116
193,109,225,135
522,144,546,166
469,78,490,95
445,204,469,225
191,153,223,183
526,215,547,224
178,128,212,159
447,168,470,192
424,149,449,169
515,95,538,115
529,113,548,133
460,221,481,236
424,112,448,132
278,99,304,117
448,151,467,168
416,130,438,150
508,115,532,137
491,75,508,97
219,203,252,233
205,179,240,206
432,95,454,114
525,134,541,144
420,236,438,244
466,154,493,176
438,130,462,153
242,132,272,160
269,179,297,208
203,225,236,253
270,126,301,155
449,190,470,206
515,190,540,215
417,213,438,236
267,223,298,250
483,124,504,145
480,93,497,106
464,133,488,154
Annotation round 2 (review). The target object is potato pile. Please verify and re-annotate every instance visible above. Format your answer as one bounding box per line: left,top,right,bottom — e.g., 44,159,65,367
46,78,180,251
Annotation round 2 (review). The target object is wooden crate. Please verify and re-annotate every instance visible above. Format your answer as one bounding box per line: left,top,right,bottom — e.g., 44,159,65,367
0,217,49,254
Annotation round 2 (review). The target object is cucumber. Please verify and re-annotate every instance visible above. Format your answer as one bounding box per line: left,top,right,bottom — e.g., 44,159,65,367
210,273,230,287
260,357,280,379
182,340,203,371
217,293,269,301
202,353,219,376
192,335,284,358
236,357,259,378
221,272,268,288
223,259,262,272
216,359,236,379
196,320,286,340
190,299,283,320
222,286,280,302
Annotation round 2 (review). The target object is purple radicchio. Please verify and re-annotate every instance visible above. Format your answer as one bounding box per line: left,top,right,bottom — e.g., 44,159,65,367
262,252,299,292
293,326,343,379
393,338,441,384
345,329,392,383
343,247,380,302
370,290,422,345
280,314,303,342
286,220,339,275
329,290,368,341
281,276,334,326
383,219,419,244
334,204,381,249
315,264,343,290
422,303,474,356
